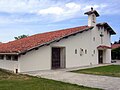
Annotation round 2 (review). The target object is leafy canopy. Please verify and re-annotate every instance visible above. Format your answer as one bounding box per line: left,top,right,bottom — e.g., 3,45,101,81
14,35,29,40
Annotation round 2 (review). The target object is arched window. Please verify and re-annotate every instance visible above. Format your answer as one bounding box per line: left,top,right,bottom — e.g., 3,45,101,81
75,49,77,54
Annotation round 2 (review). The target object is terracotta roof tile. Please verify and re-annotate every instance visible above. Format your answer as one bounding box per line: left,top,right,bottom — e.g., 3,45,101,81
97,45,111,49
0,25,91,54
112,44,120,49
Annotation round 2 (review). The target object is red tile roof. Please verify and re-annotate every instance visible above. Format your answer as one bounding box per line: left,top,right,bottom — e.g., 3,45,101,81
97,45,111,49
112,44,120,49
0,25,92,54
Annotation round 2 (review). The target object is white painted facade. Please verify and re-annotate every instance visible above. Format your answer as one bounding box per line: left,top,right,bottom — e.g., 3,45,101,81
88,13,96,26
0,8,113,73
0,26,112,72
0,57,19,72
19,46,51,72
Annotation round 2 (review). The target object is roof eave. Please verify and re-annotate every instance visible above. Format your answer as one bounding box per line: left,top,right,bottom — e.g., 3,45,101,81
97,45,112,49
19,26,93,55
96,22,116,35
84,10,100,17
105,23,116,35
0,53,19,55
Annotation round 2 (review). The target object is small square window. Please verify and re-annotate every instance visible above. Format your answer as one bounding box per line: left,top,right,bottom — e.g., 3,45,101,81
85,49,87,54
6,55,11,60
93,37,95,41
94,50,95,54
92,14,95,23
12,55,18,61
0,55,4,60
75,49,77,54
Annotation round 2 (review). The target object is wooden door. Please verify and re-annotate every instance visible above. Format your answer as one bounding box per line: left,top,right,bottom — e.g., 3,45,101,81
52,48,61,69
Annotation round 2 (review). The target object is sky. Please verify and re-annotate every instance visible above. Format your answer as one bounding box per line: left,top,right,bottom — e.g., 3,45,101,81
0,0,120,43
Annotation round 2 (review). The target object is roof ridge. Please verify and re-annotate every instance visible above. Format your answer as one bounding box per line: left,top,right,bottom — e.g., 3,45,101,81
26,25,89,38
4,25,88,44
20,26,93,54
0,25,91,54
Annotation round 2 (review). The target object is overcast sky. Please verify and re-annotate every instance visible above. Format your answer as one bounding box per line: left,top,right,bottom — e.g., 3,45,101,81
0,0,120,43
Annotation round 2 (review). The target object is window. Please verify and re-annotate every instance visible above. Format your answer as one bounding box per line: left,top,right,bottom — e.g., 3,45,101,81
94,50,95,54
75,49,77,54
12,55,18,61
6,55,11,60
92,14,95,23
0,55,4,60
93,37,95,41
85,49,87,54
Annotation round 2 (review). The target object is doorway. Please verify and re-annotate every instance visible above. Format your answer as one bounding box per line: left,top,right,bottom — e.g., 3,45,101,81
98,50,103,64
51,47,65,69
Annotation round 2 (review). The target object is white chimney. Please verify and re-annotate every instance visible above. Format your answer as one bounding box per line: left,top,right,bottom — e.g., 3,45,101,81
84,7,100,26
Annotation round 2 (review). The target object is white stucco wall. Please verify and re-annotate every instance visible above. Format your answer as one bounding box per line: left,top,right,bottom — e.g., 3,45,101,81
19,46,51,72
0,58,19,72
91,26,111,64
105,49,111,63
50,30,95,68
88,13,96,26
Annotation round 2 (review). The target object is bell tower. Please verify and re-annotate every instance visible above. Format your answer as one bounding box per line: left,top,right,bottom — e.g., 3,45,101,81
84,7,100,26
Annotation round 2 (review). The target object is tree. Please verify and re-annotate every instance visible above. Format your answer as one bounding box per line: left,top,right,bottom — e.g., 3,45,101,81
119,39,120,44
113,38,120,44
14,34,29,40
112,47,120,60
114,41,118,44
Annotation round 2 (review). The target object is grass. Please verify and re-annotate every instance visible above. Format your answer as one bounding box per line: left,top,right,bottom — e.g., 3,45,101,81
72,65,120,77
0,69,101,90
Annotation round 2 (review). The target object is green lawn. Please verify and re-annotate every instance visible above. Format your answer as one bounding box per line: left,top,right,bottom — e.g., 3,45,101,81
0,69,101,90
72,65,120,77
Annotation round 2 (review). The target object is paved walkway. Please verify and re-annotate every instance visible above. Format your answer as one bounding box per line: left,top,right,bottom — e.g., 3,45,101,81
113,60,120,65
24,64,120,90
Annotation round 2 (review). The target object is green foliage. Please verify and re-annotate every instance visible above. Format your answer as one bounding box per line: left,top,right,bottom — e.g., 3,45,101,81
14,34,28,40
72,65,120,77
113,38,120,44
112,47,120,59
112,47,120,52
